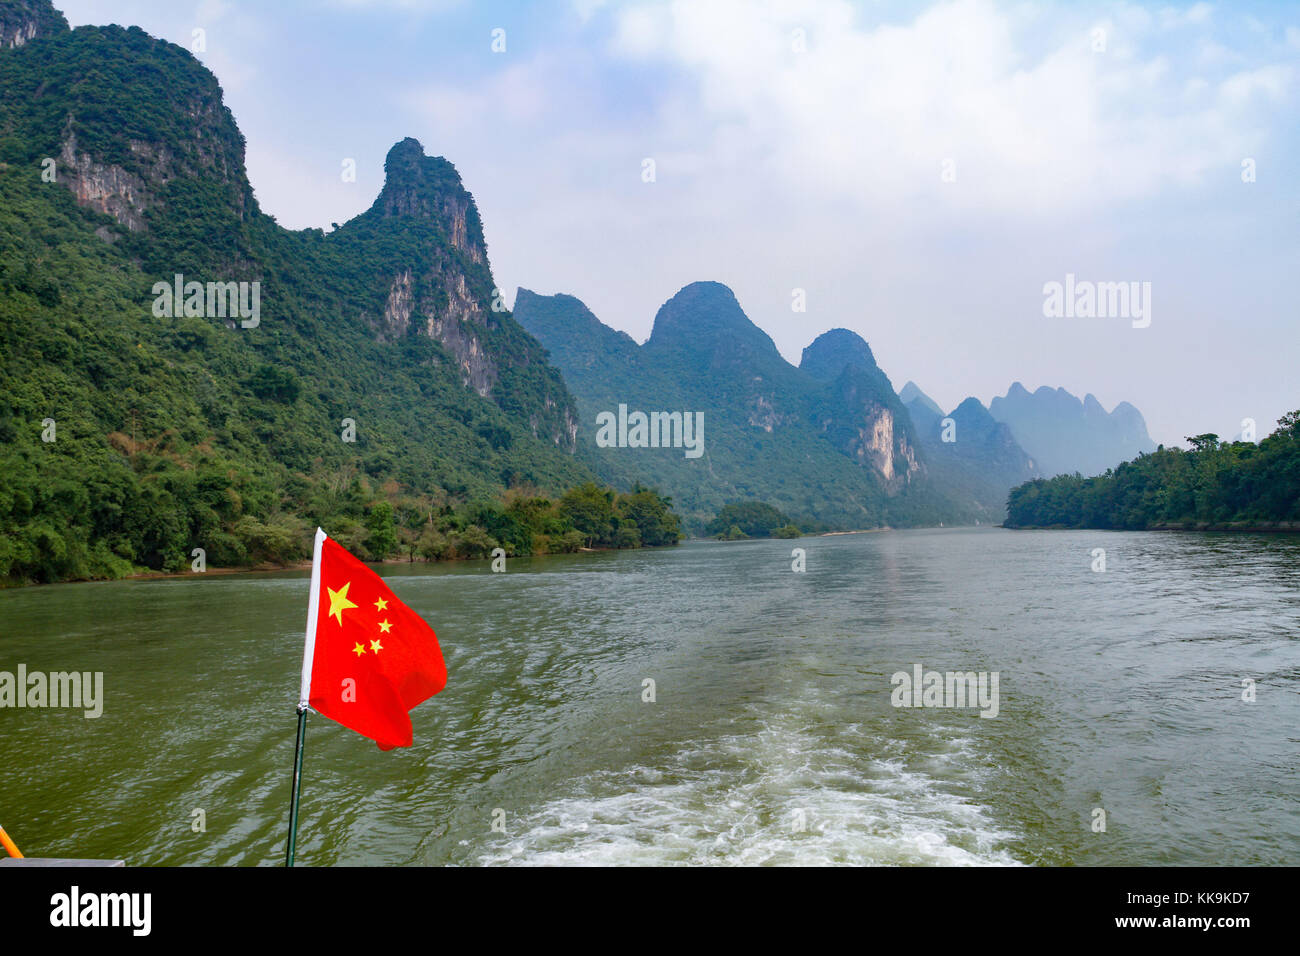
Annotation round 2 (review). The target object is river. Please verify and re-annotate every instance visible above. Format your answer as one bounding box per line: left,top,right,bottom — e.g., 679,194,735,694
1,528,1296,865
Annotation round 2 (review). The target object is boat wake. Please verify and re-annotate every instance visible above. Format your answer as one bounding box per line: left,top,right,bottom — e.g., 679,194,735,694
470,715,1023,866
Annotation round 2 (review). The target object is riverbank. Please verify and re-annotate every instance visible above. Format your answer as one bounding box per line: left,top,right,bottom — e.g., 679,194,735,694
1,544,635,589
1003,520,1300,533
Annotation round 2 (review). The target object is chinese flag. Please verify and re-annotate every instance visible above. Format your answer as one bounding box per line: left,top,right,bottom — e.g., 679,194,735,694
298,529,447,750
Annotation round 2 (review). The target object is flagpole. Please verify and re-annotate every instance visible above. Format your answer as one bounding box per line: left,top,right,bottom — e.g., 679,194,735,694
286,527,327,868
285,706,307,867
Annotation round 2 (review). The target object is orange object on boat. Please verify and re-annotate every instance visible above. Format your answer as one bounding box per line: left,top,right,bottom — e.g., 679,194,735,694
0,825,23,858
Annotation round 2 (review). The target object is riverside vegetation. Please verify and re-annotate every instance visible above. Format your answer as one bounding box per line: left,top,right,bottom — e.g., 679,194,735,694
1004,413,1300,530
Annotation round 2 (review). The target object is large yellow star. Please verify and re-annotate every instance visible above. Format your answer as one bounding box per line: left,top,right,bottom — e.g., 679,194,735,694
378,619,392,634
327,582,358,626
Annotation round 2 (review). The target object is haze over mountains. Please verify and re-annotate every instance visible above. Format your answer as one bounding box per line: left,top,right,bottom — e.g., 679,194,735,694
515,283,943,531
989,384,1156,478
903,380,1155,480
518,280,1159,531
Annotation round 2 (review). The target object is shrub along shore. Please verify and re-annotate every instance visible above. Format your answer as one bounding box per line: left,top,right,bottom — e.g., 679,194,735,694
0,479,682,587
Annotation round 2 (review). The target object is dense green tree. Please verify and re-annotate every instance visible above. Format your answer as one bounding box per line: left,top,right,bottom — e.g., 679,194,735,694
705,501,796,538
365,501,398,560
617,484,683,547
559,482,616,546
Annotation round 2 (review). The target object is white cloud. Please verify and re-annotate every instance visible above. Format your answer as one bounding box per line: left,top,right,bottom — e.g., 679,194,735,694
327,0,465,11
572,0,610,25
596,0,1293,215
1156,2,1212,29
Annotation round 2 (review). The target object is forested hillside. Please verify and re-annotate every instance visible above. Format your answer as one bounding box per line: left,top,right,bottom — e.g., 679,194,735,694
515,283,1013,532
0,4,679,584
1004,415,1300,530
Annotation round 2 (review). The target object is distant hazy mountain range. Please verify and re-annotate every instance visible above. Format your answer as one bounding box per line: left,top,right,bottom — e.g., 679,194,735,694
904,381,1156,481
989,383,1155,477
897,382,1039,520
518,283,1158,531
515,283,939,531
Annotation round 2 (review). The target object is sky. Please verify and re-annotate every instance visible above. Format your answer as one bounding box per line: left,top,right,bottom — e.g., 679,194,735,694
59,0,1299,447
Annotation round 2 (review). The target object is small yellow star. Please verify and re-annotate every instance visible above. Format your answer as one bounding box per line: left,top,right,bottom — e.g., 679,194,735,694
378,619,392,634
352,642,366,657
374,597,388,611
327,582,358,626
370,639,384,654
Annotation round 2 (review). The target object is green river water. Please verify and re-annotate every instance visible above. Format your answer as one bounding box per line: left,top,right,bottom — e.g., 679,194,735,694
1,528,1296,865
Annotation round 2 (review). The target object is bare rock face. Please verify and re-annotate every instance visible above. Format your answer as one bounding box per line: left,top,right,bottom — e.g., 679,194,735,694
55,122,247,234
424,290,494,398
0,0,67,48
747,389,800,433
801,328,923,492
374,267,499,403
837,395,921,489
9,13,255,237
354,138,580,451
2,16,37,46
853,405,902,482
374,265,498,399
378,269,415,341
58,134,154,231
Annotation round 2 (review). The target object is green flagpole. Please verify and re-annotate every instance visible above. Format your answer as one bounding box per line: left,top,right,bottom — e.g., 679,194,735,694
285,705,308,867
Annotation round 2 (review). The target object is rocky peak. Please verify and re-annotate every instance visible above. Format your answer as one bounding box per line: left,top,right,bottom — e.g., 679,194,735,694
950,396,999,438
646,281,782,364
899,381,943,417
801,330,921,490
799,328,879,383
4,14,255,232
371,138,485,264
340,141,577,451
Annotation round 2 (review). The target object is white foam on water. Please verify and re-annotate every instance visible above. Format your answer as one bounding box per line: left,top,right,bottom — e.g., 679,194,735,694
475,716,1024,866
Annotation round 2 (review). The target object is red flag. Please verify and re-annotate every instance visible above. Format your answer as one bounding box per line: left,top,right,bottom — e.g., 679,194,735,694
298,528,446,749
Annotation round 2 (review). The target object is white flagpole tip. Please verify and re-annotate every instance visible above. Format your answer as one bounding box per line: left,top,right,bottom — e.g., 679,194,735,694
298,527,328,711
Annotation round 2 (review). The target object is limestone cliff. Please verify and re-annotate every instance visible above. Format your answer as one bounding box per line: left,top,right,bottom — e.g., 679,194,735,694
0,0,65,48
344,138,579,450
801,328,922,492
